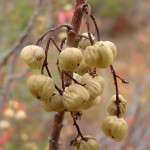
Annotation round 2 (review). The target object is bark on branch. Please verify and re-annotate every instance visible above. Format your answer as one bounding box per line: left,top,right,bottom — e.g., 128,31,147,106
50,0,85,150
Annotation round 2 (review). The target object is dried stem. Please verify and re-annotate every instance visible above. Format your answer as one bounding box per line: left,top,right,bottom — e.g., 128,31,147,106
63,71,83,86
82,6,100,41
110,65,121,117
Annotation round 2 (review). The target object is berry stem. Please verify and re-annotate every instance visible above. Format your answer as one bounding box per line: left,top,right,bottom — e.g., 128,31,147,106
82,6,100,41
110,65,121,117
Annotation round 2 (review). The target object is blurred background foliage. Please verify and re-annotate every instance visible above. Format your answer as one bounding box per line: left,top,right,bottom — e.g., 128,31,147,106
0,0,150,150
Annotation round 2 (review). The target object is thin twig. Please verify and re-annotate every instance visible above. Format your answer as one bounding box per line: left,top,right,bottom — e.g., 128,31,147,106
82,6,100,41
110,65,121,117
0,0,43,68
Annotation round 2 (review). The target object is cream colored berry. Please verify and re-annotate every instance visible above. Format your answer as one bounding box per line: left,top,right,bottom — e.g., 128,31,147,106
104,41,117,59
73,73,82,83
81,73,105,99
62,84,90,111
79,33,95,50
72,135,100,150
27,74,55,101
84,42,113,68
20,45,45,69
58,47,83,71
81,79,103,100
107,94,127,117
102,116,128,141
75,59,91,75
42,93,65,112
80,96,101,110
92,75,105,91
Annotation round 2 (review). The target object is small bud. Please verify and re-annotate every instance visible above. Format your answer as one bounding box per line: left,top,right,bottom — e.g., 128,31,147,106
20,45,45,69
27,74,55,101
59,47,83,71
107,94,127,117
102,116,128,141
62,84,90,111
72,135,100,150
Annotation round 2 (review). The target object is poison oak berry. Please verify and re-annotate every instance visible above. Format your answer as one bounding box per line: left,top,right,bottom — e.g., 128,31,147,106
62,84,90,111
20,45,45,69
42,93,65,112
102,116,128,141
73,73,82,83
83,42,113,68
75,59,91,76
80,96,101,110
27,74,55,101
81,78,103,100
79,32,95,50
58,47,83,71
81,73,105,99
72,135,100,150
104,41,117,59
107,94,127,117
92,75,105,91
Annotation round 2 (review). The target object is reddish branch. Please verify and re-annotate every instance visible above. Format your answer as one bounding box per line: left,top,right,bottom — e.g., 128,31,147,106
110,65,129,117
49,1,85,150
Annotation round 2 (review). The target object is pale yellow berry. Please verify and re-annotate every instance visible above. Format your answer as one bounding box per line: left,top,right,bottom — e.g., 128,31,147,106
80,96,101,110
81,79,103,100
102,116,128,141
92,75,105,91
79,33,95,50
104,41,117,59
27,74,55,101
72,135,100,150
58,47,83,71
20,45,45,69
62,84,90,111
80,73,105,99
84,42,113,68
3,108,15,118
42,93,65,112
73,73,82,83
107,94,127,117
15,110,27,120
75,59,91,75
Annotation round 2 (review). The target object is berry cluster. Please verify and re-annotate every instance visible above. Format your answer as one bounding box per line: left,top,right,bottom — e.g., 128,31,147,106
20,3,129,149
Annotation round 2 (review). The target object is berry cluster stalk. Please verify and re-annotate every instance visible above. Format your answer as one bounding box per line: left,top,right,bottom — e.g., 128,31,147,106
49,0,85,150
